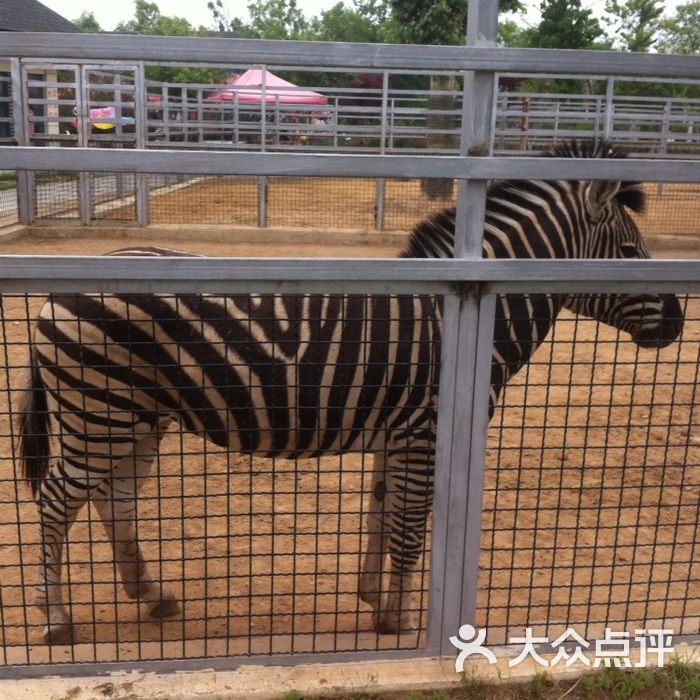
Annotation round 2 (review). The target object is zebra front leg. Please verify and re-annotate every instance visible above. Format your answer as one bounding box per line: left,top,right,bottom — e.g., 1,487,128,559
374,442,434,635
359,451,388,613
92,434,180,620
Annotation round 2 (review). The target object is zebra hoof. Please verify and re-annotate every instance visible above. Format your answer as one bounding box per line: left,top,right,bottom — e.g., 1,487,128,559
358,583,381,611
148,594,180,619
43,622,73,645
374,610,417,635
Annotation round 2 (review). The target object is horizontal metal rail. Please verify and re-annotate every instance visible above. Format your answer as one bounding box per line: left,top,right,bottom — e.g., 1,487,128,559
2,34,700,79
3,147,700,181
0,256,697,295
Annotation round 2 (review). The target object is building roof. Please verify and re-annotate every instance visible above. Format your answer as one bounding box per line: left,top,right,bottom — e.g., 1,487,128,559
0,0,79,33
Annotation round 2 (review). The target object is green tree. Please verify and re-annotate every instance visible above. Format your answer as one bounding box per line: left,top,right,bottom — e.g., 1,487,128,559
353,0,390,26
604,0,664,52
658,1,700,54
389,0,523,46
533,0,603,49
498,19,537,47
309,2,384,43
116,0,200,36
387,0,524,199
208,0,309,40
73,10,102,32
116,1,222,83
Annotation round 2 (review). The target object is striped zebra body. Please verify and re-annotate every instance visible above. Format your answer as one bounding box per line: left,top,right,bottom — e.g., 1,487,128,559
36,291,441,457
20,140,684,644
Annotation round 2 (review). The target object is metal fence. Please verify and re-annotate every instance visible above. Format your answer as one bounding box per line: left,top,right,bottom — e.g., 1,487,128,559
2,55,700,234
0,13,698,679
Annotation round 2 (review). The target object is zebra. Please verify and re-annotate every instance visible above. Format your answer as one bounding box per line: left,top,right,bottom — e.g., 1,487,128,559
18,140,684,645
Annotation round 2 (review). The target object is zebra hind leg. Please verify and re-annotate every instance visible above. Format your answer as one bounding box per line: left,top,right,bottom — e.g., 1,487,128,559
32,464,85,645
33,453,124,645
92,433,180,620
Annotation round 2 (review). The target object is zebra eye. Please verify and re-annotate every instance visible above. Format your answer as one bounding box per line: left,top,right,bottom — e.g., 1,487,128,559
620,245,639,259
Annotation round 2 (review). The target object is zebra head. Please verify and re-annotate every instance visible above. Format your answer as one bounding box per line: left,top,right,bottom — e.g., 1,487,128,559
557,141,684,349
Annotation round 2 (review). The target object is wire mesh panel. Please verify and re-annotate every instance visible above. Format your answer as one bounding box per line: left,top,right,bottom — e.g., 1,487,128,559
478,295,699,646
267,177,376,229
147,175,259,226
0,172,18,227
33,171,80,220
91,172,137,222
0,72,12,144
637,183,700,239
383,179,455,231
0,291,434,665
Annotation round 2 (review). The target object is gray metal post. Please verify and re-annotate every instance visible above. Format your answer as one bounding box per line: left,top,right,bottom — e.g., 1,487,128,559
332,97,338,149
490,80,501,154
603,76,615,140
115,72,125,200
388,97,395,150
257,176,268,227
234,91,240,144
196,89,204,143
660,100,671,154
427,0,498,655
10,58,34,224
181,86,186,144
261,65,268,151
374,70,389,230
374,178,385,230
161,84,169,142
78,65,92,225
135,62,149,226
258,68,269,227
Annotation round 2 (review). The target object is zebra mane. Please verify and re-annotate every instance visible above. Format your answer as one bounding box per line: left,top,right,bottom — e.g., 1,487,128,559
401,139,645,259
544,139,645,214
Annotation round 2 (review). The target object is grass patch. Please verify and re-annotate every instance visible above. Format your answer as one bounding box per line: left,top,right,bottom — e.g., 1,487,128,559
308,657,699,699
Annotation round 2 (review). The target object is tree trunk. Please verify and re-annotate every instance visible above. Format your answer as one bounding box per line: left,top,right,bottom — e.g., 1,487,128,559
422,74,456,200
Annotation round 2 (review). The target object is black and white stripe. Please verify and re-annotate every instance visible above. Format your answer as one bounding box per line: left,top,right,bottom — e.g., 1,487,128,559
20,140,684,643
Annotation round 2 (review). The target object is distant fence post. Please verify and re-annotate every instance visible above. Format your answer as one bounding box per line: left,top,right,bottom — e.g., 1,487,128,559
258,176,268,227
518,96,529,151
10,58,34,225
603,76,615,140
660,99,671,154
135,61,149,226
374,70,389,230
78,65,92,225
115,72,126,201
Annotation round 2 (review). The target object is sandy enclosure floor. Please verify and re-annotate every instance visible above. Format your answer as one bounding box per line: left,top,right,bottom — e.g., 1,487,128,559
39,175,700,240
0,232,697,666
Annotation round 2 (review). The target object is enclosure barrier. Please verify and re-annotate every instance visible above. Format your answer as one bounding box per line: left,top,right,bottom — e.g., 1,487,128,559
3,35,700,232
0,4,698,680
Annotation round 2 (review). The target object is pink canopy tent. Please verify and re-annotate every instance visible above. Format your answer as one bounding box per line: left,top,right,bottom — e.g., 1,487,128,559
205,68,328,105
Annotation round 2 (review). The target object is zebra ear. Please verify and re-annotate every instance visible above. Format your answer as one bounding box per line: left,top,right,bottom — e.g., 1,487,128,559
586,180,621,220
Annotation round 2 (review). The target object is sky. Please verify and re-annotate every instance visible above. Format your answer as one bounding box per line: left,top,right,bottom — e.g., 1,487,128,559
41,0,685,33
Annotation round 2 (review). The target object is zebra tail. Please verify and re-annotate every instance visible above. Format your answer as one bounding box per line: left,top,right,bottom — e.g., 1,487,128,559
18,350,50,499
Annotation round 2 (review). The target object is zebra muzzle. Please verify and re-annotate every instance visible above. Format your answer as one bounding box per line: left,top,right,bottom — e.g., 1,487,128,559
631,295,684,349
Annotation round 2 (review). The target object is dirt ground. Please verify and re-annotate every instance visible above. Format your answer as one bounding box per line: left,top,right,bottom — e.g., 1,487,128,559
0,230,697,666
38,175,700,242
88,177,700,241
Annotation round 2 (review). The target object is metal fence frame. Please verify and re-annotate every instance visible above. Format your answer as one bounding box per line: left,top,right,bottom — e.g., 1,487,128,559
0,0,699,678
3,34,700,228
